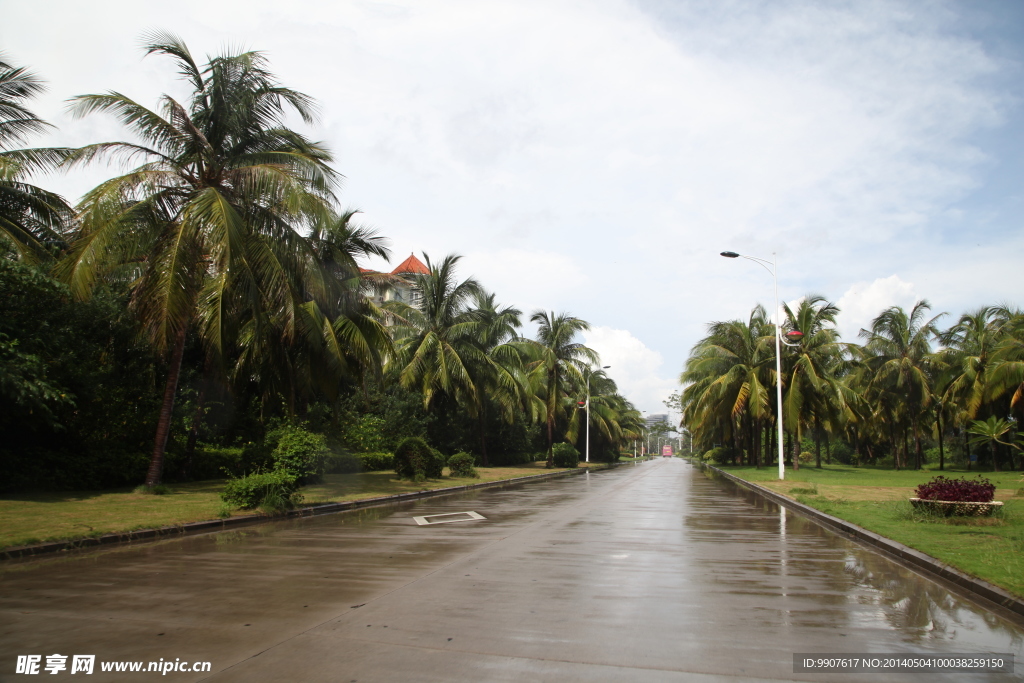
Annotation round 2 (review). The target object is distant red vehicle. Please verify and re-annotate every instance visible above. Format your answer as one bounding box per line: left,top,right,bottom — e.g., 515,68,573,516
661,445,673,457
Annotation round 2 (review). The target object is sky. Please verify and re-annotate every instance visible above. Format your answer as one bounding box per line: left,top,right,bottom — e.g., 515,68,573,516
3,0,1023,420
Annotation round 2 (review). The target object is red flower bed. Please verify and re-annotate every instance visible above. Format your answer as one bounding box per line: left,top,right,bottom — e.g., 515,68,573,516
914,476,995,503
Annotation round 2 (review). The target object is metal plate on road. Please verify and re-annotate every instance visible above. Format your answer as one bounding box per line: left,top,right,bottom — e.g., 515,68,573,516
412,511,486,526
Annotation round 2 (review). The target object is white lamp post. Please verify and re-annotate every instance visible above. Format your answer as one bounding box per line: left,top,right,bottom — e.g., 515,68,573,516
585,365,611,463
721,250,786,481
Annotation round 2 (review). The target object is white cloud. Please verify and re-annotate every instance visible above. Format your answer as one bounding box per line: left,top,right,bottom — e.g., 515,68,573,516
583,326,677,415
836,275,920,340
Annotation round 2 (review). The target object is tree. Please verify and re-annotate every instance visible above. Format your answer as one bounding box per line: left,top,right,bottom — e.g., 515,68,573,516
0,53,72,261
856,302,943,469
56,34,339,485
523,311,598,468
392,253,484,427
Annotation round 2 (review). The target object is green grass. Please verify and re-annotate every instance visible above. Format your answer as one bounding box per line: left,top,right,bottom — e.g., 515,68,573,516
0,462,579,551
713,464,1024,598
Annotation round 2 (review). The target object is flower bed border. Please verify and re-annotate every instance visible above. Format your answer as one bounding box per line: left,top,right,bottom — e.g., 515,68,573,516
909,498,1003,517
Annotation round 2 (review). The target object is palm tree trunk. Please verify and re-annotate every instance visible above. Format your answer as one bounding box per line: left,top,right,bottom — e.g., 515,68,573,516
546,416,554,468
824,430,831,465
913,421,923,471
814,416,821,469
146,326,188,487
478,403,490,467
937,411,945,471
792,432,800,471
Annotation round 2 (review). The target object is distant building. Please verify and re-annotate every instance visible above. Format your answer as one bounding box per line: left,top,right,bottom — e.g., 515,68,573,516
364,252,429,310
645,413,670,431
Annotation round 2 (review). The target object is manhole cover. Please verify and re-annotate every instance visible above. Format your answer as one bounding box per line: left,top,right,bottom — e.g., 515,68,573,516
413,511,486,526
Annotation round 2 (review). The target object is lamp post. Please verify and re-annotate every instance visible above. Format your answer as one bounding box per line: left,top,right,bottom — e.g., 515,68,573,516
721,250,786,481
585,365,611,463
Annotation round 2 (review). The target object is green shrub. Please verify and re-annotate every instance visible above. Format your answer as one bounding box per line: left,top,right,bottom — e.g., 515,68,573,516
798,451,814,464
447,452,479,478
326,450,363,474
394,437,444,480
360,452,394,471
552,443,579,468
221,471,298,510
191,446,244,480
271,425,329,484
702,446,734,465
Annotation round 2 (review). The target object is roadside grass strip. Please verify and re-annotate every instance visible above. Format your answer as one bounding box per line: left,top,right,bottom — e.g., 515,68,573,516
714,464,1024,599
0,462,572,551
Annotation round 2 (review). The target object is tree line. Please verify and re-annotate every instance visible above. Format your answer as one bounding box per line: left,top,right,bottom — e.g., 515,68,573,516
0,35,643,490
680,296,1024,471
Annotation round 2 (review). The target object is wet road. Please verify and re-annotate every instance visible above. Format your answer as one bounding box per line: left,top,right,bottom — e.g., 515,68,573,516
2,459,1022,682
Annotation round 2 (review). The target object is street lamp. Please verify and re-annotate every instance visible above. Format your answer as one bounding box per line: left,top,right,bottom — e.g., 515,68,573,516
721,250,786,480
585,365,611,463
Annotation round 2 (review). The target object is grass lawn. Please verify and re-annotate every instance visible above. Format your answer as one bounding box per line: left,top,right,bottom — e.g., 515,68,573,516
711,463,1024,598
0,461,583,551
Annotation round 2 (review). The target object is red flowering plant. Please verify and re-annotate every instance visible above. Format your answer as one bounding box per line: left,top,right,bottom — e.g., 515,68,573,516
915,476,995,503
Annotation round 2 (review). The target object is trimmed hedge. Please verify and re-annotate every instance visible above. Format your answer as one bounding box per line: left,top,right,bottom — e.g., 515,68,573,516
360,451,394,471
552,442,579,468
394,437,444,480
447,452,479,478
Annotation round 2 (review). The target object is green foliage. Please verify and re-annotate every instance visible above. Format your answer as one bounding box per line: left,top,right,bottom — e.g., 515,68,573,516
360,452,394,471
447,452,479,478
220,470,298,510
393,437,444,480
552,442,579,468
326,450,363,474
271,425,329,484
702,447,735,465
798,451,814,464
340,414,389,452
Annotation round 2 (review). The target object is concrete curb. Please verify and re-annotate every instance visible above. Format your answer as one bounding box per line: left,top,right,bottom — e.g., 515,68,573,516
1,464,614,562
699,462,1024,622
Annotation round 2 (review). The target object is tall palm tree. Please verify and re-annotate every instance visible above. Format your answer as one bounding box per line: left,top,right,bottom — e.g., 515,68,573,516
56,34,339,485
680,306,774,464
392,253,483,421
524,311,598,468
858,302,943,469
0,54,72,261
464,290,525,465
781,296,846,469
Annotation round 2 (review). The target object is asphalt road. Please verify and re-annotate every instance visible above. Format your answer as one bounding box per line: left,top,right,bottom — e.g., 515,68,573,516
2,459,1022,682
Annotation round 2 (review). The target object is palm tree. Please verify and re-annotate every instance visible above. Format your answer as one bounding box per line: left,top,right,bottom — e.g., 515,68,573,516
680,306,774,464
0,54,72,261
392,253,483,422
464,290,525,465
56,34,339,485
780,296,846,469
524,311,598,468
858,302,943,469
966,416,1021,472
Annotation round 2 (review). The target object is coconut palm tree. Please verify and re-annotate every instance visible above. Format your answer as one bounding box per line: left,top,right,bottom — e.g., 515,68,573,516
523,311,598,467
391,253,483,421
680,305,774,464
780,296,847,469
858,302,943,469
56,34,339,485
0,54,72,261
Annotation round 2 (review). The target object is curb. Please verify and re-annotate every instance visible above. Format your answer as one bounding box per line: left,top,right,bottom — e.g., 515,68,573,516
1,464,614,561
699,462,1024,622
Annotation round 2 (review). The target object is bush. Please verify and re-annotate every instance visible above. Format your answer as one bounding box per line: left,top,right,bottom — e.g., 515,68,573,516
702,446,734,465
360,451,394,471
798,451,814,464
916,476,996,503
552,442,579,468
394,437,444,480
271,425,329,484
221,471,299,510
325,450,363,474
447,452,479,478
